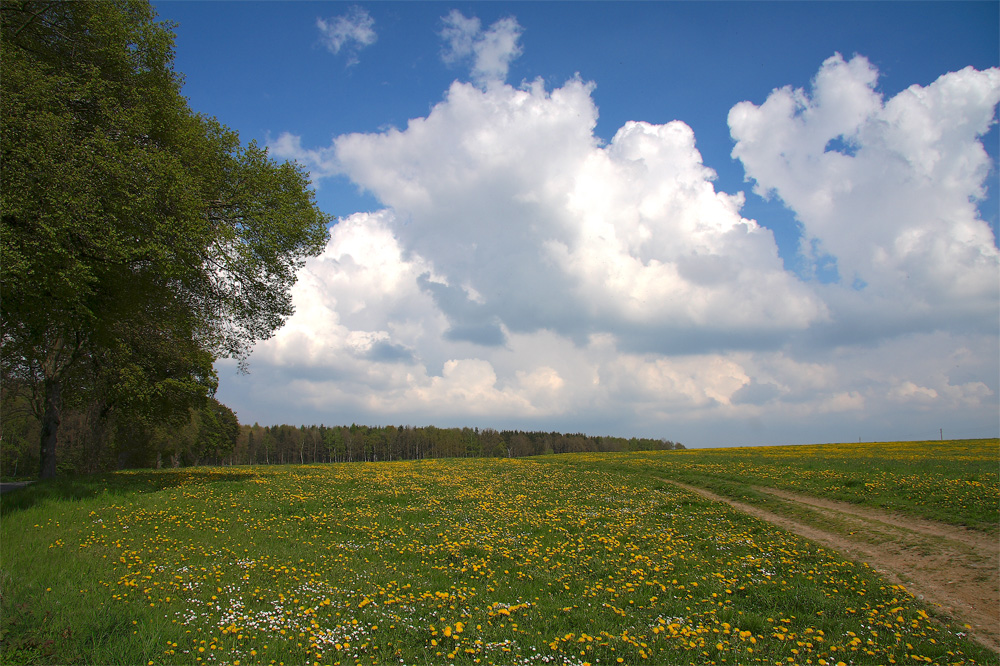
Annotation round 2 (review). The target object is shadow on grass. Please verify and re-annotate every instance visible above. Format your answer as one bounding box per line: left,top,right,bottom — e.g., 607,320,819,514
0,467,257,516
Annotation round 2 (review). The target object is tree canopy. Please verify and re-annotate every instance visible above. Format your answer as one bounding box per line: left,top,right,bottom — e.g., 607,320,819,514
1,0,332,477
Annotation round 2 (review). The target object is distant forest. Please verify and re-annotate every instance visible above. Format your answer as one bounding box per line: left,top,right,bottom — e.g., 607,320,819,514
229,423,683,467
0,395,681,476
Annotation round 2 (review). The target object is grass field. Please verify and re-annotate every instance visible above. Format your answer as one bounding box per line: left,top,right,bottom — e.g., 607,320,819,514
562,439,1000,534
1,440,997,665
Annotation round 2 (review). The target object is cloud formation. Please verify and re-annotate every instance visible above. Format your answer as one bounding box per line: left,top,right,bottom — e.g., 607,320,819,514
258,50,999,444
330,78,824,353
317,6,376,66
439,10,523,86
730,54,1000,336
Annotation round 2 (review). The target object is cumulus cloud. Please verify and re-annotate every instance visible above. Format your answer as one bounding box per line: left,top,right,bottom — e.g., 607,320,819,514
237,49,999,444
317,6,376,66
268,132,338,183
331,77,824,353
439,10,523,86
730,53,1000,336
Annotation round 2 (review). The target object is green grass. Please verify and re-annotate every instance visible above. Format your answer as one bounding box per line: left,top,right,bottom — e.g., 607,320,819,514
1,448,996,665
560,439,1000,533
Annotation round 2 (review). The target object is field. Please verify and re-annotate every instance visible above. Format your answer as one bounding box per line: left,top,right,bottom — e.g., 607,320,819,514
1,440,997,665
603,439,999,533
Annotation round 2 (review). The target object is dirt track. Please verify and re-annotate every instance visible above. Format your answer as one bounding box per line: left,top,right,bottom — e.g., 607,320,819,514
0,481,34,495
662,480,1000,654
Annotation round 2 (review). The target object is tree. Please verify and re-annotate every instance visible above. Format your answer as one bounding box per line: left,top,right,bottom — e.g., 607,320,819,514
1,0,331,477
194,398,239,465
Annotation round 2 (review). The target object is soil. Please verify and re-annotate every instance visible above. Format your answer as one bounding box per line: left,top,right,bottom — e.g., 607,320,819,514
662,479,1000,654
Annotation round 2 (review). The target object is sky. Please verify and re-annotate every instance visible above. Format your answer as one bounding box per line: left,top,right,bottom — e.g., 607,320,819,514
153,1,1000,447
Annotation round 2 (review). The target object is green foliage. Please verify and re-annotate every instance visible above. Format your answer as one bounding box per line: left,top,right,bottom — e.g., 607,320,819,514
192,398,239,464
0,388,39,478
0,0,331,476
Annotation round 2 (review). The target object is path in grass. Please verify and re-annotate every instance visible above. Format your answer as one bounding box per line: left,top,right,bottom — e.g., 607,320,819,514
663,479,1000,654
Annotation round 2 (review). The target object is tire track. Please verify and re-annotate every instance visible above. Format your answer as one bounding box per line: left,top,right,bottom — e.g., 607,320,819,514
661,479,999,654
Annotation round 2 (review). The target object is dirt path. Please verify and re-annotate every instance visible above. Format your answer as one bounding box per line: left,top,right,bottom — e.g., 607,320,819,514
662,479,1000,654
0,481,34,495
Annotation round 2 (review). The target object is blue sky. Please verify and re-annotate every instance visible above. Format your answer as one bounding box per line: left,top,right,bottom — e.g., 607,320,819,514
154,1,999,446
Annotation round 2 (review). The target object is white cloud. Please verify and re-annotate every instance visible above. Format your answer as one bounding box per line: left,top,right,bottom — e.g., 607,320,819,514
317,6,376,66
440,10,523,86
438,10,479,65
230,51,999,445
331,77,824,351
268,132,338,183
730,54,1000,335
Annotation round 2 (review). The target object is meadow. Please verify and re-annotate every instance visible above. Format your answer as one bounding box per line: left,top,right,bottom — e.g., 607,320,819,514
594,439,999,534
1,440,997,666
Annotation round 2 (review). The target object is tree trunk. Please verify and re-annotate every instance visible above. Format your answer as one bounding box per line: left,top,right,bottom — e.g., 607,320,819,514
37,334,77,479
39,377,61,479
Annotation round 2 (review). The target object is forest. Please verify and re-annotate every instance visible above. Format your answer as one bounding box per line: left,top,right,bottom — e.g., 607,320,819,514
228,423,682,466
0,392,680,476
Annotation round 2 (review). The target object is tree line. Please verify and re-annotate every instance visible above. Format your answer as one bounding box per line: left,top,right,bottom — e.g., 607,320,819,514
0,388,239,476
0,396,682,476
228,424,683,466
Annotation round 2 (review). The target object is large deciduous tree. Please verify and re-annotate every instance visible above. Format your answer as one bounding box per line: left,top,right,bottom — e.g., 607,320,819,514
1,0,331,477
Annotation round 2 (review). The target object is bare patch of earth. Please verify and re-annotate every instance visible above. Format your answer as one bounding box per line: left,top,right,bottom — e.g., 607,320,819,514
662,479,999,654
